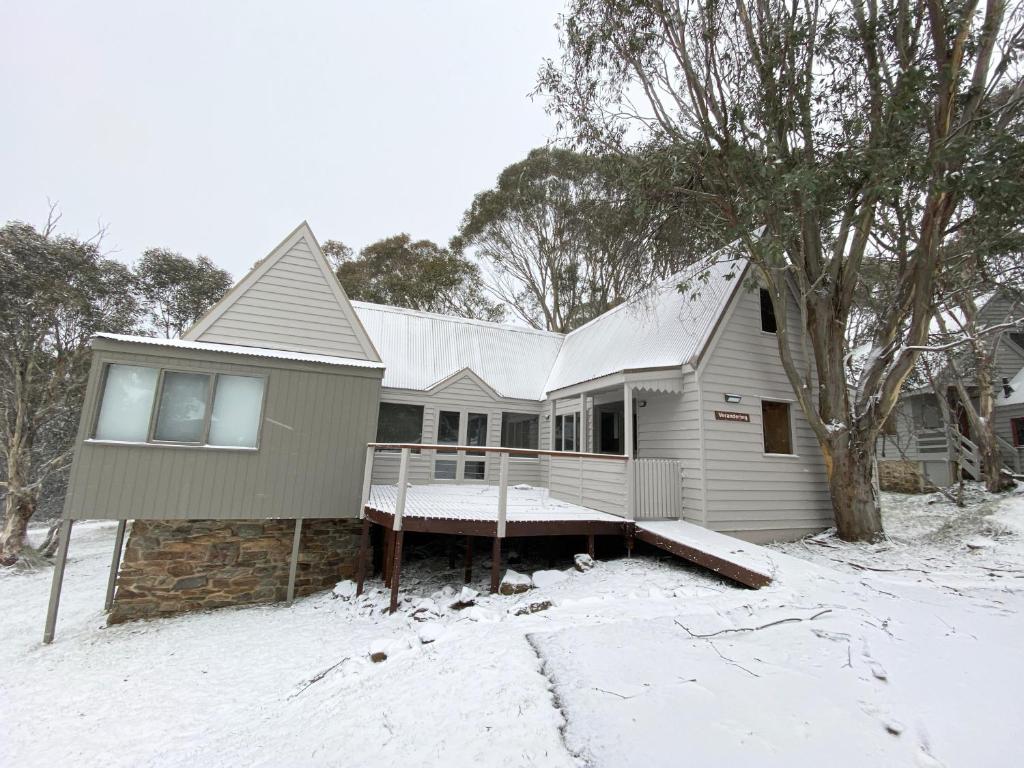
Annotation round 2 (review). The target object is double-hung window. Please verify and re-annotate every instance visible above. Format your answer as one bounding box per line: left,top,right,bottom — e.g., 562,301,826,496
93,363,265,449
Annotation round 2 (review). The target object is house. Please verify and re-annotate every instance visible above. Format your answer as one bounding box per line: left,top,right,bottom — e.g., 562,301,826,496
43,222,832,640
876,291,1024,491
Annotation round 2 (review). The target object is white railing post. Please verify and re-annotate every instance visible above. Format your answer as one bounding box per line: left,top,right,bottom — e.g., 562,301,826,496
394,447,410,531
624,383,635,520
497,452,509,539
359,445,375,519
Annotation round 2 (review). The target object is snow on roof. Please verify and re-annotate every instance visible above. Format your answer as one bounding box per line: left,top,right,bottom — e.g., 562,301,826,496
92,333,386,369
998,366,1024,406
351,303,564,400
543,257,747,393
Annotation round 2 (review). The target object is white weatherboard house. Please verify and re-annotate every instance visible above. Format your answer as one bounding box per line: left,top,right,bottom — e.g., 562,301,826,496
44,222,833,639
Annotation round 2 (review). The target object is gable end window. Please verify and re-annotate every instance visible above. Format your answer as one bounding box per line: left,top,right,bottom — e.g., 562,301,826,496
1012,417,1024,447
93,363,265,449
759,289,777,334
762,401,793,455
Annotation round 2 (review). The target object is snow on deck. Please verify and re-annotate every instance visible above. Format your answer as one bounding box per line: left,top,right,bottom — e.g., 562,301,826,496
368,483,624,523
636,519,775,587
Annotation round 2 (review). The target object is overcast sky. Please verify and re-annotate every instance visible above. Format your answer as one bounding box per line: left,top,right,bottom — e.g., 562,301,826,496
1,1,564,278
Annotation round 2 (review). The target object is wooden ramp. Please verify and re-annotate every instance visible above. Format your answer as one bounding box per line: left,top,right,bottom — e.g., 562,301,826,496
635,520,774,588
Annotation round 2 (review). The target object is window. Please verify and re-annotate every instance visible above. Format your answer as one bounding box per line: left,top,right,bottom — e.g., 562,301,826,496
760,289,777,334
762,401,793,454
1012,418,1024,447
464,412,488,480
94,365,159,442
93,364,265,449
375,403,424,445
153,372,211,443
434,410,460,480
555,412,580,452
501,412,539,450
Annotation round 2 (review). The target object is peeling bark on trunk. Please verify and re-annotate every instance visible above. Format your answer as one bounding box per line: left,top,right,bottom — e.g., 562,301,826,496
0,495,36,565
822,436,884,542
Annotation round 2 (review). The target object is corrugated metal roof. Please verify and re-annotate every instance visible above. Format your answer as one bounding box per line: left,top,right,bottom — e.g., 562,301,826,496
543,258,747,393
92,333,386,369
351,303,565,400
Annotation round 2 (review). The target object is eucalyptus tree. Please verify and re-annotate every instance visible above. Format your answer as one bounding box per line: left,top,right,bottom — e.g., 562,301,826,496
336,234,504,322
135,248,232,338
0,219,139,564
539,0,1023,539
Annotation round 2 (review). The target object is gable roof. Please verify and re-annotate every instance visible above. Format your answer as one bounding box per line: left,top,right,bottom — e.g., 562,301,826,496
543,257,747,394
183,222,381,362
351,302,564,401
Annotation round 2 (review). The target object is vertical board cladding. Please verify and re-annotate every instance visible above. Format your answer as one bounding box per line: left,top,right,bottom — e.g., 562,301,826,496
635,383,702,522
63,340,382,521
194,235,377,361
368,371,549,488
697,284,833,538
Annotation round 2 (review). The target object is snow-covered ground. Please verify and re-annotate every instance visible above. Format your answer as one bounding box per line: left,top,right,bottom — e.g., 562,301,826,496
2,485,1023,767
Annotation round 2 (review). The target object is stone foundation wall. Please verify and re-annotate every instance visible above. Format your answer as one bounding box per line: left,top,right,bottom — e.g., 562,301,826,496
878,459,932,494
109,518,361,624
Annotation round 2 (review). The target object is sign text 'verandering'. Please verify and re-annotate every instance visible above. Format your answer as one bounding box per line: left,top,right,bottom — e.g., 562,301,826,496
714,410,750,422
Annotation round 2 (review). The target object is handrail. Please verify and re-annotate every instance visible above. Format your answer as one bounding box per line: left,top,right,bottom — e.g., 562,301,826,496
367,442,630,461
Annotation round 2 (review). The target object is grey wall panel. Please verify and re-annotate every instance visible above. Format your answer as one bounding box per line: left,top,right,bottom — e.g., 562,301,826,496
63,341,381,521
697,285,833,533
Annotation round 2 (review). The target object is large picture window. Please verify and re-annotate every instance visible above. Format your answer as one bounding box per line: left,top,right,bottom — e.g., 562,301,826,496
501,412,539,450
762,401,794,455
93,364,265,449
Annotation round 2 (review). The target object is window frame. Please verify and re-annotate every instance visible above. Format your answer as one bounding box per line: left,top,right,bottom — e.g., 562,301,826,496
89,362,268,451
375,402,425,451
759,288,778,334
1011,417,1024,447
761,399,796,456
500,411,541,452
555,412,581,452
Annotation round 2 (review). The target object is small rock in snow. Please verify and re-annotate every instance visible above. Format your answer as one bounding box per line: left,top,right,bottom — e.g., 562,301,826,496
499,570,533,595
418,622,444,644
965,537,993,550
450,586,479,610
368,637,392,663
884,719,904,736
514,599,553,616
869,661,888,681
532,569,570,589
410,598,440,621
332,580,357,600
513,483,532,490
573,554,595,572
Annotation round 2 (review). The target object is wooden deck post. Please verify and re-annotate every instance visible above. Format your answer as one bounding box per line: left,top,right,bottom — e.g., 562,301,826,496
463,536,473,583
587,533,596,559
383,528,394,587
355,517,371,596
359,445,375,518
388,448,411,614
389,530,405,614
43,519,74,645
490,537,501,593
104,519,127,611
287,518,303,604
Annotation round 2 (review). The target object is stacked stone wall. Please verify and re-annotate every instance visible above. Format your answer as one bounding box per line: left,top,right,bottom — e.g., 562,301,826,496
109,518,360,623
878,459,935,494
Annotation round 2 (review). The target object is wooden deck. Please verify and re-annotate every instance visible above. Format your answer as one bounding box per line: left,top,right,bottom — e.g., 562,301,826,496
357,483,774,612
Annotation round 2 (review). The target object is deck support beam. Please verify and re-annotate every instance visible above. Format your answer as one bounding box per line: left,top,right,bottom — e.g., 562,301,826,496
490,537,501,593
104,519,127,611
43,519,74,645
287,518,303,604
388,530,404,614
355,517,371,597
463,536,473,583
587,533,596,559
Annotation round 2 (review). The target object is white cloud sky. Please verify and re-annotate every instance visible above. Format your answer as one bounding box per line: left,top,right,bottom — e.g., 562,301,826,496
0,1,564,278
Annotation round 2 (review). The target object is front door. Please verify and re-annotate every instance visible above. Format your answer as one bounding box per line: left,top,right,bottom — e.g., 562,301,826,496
434,410,489,481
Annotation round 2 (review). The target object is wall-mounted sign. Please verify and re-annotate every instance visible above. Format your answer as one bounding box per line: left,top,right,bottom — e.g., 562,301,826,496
714,410,750,422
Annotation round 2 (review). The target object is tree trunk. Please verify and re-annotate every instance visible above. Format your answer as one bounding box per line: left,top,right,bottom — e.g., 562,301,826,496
977,428,1011,493
824,437,884,541
0,494,36,565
